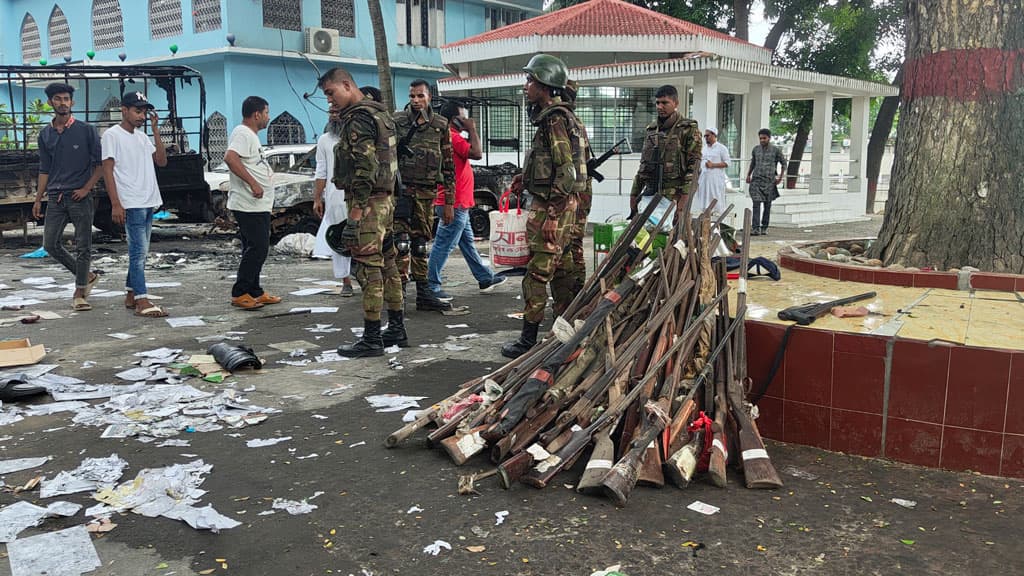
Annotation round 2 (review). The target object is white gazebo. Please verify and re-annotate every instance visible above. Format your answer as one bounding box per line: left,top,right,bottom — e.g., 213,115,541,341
438,0,898,227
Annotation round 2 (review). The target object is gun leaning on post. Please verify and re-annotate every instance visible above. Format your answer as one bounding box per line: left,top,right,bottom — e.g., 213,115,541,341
587,137,628,183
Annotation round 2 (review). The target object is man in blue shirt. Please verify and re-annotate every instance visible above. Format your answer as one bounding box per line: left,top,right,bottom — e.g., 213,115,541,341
32,83,103,311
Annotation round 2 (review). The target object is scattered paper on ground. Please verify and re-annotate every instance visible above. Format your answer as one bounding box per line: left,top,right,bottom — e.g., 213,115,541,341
0,500,82,542
167,316,207,328
39,453,128,498
687,500,720,515
365,394,427,412
7,525,101,576
0,456,50,475
246,436,292,448
495,510,509,525
422,540,452,556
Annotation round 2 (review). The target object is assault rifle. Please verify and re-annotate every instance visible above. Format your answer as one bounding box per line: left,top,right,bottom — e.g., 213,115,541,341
777,292,877,325
587,137,628,183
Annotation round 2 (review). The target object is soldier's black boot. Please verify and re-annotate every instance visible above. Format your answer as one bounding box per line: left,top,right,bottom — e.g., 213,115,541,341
381,309,409,348
337,319,384,358
415,281,452,311
501,320,540,359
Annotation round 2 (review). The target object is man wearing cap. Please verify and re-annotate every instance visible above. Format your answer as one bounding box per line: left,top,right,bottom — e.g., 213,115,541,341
501,54,588,359
101,91,168,318
693,127,731,216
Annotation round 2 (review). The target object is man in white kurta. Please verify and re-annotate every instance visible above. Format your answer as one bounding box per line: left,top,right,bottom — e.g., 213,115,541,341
693,127,731,216
312,122,354,295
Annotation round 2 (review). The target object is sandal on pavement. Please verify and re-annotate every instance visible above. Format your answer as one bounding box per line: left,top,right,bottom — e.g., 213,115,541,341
255,293,282,305
84,272,100,298
124,292,135,309
73,297,92,311
135,305,168,318
231,294,265,310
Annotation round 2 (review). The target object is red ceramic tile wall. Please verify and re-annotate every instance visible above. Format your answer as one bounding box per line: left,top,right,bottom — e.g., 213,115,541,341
1001,434,1024,478
839,267,875,284
939,427,1003,475
874,270,913,286
887,340,950,424
970,273,1017,292
783,401,831,450
832,352,885,414
913,273,959,290
813,262,842,280
1005,353,1024,435
745,321,786,400
885,417,942,468
831,409,883,457
784,327,833,406
754,395,784,441
943,347,1011,432
1016,277,1024,292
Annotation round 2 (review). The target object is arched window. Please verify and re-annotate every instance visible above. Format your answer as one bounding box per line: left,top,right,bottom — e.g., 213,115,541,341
322,0,355,37
149,0,183,39
192,0,222,33
48,6,72,61
21,14,42,64
205,112,228,168
263,0,302,31
267,111,306,145
92,0,125,51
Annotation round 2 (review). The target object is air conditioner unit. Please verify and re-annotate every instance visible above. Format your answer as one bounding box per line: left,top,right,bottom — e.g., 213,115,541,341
305,27,339,56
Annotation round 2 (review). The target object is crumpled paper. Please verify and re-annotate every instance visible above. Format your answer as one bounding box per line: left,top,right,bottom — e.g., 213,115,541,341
422,539,452,556
39,453,128,498
0,500,82,542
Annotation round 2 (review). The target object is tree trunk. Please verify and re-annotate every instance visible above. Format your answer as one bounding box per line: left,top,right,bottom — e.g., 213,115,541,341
367,0,395,110
733,0,751,41
869,0,1024,272
865,97,899,213
785,112,812,189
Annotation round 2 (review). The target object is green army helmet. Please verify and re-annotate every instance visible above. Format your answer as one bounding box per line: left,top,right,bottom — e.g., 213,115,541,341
325,221,351,256
523,54,568,90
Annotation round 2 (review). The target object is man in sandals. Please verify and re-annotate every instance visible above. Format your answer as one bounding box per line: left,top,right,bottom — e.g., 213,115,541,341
101,91,168,318
33,83,103,312
224,96,282,310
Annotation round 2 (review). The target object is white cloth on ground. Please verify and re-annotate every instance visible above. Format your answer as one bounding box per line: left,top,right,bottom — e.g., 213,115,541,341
312,131,351,279
694,140,731,216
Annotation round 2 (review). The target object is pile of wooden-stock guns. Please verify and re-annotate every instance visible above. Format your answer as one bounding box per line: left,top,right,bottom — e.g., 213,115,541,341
386,199,783,505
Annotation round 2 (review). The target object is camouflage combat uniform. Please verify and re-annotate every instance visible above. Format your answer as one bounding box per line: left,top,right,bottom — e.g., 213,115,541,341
392,108,455,283
567,117,593,290
521,100,587,323
332,97,402,322
630,111,702,205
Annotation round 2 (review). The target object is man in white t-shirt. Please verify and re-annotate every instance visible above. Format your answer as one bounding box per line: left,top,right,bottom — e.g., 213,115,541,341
223,96,281,310
101,91,168,318
311,112,354,296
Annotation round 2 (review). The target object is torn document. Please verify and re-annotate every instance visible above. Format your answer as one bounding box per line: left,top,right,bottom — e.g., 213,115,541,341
0,500,82,542
271,497,318,515
7,525,101,576
365,394,427,413
246,436,292,448
0,456,50,475
39,453,128,498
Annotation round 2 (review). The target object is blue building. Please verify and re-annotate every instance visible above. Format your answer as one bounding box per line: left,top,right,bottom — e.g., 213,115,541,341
1,0,541,166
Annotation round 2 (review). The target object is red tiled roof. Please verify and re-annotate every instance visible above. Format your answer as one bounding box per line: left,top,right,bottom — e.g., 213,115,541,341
444,0,765,50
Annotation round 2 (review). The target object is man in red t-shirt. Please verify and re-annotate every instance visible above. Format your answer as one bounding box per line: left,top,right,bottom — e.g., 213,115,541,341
426,102,507,300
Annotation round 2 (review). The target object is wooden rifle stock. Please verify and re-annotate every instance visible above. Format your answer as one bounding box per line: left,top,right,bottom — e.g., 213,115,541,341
497,451,534,489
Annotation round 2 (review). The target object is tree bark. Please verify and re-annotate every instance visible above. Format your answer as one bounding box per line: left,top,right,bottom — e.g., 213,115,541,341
869,0,1024,272
865,68,901,213
785,111,811,189
733,0,751,41
367,0,395,110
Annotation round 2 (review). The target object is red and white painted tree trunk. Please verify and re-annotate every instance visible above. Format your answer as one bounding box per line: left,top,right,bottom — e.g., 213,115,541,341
870,0,1024,272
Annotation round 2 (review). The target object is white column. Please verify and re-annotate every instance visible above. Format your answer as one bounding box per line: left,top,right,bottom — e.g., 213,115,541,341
809,90,833,195
691,70,719,133
743,82,770,192
847,96,870,201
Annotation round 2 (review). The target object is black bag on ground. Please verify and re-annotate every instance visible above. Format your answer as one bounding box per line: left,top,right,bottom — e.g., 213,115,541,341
207,343,263,371
0,374,47,401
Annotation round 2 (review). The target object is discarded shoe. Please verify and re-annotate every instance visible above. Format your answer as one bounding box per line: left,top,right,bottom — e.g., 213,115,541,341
0,375,47,402
207,343,263,371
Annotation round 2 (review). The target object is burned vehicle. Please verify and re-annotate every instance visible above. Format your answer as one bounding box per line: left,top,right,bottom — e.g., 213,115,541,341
434,95,525,238
0,65,211,236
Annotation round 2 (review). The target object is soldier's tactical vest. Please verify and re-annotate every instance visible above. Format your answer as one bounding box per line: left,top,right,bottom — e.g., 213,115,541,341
335,99,398,194
393,109,449,187
522,102,587,201
639,113,698,187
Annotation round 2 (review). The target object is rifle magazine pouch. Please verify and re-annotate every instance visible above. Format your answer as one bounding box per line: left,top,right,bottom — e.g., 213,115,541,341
207,343,263,371
0,374,47,401
394,194,413,222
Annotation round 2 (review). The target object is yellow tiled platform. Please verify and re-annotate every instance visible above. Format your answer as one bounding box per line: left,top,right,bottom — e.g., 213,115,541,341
728,270,1024,352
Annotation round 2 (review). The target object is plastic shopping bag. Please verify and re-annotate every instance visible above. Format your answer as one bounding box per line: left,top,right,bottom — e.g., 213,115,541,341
489,189,530,267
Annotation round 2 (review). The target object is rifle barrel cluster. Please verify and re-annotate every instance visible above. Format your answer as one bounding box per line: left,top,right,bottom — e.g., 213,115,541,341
386,200,782,504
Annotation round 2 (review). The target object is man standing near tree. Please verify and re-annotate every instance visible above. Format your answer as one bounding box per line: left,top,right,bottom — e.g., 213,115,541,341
629,85,702,218
745,128,786,236
501,54,587,359
318,67,405,358
33,83,102,312
393,79,456,312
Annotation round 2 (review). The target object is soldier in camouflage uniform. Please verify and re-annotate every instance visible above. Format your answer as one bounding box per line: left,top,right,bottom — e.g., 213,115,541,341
559,79,594,291
318,68,405,358
502,54,588,360
393,80,456,312
629,84,702,219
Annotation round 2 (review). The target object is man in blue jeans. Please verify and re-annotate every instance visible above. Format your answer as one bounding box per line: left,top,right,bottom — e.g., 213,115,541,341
427,101,506,301
101,91,168,318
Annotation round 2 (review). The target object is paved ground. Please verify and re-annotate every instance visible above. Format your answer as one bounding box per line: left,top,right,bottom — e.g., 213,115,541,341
0,218,1022,576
